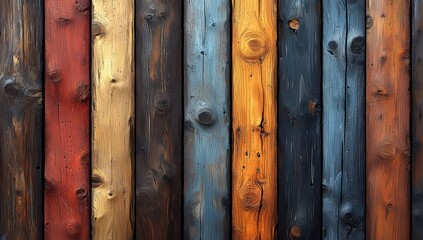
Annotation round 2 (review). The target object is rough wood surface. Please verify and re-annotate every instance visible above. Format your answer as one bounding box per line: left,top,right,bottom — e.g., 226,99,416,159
135,0,183,239
44,0,90,239
413,0,423,238
366,0,410,239
0,0,43,239
322,0,366,239
183,0,231,239
91,0,134,239
232,0,277,239
278,0,322,239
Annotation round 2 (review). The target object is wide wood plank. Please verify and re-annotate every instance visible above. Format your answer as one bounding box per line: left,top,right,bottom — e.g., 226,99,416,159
278,0,322,238
232,0,277,238
44,0,90,238
135,0,183,238
91,0,134,239
412,0,423,238
183,0,231,238
0,0,43,239
322,0,366,239
366,0,410,239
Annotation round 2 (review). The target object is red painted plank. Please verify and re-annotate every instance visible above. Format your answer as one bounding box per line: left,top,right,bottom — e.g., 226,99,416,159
44,1,90,239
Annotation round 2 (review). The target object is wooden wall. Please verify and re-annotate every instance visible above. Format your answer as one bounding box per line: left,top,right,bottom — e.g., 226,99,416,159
44,0,90,239
91,0,134,239
183,0,231,238
0,0,43,239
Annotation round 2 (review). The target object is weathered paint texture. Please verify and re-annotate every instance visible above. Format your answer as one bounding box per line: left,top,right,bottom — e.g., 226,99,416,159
278,0,322,239
322,0,365,239
44,0,90,239
0,0,43,239
413,0,423,238
135,0,183,239
232,0,277,239
183,0,231,239
91,0,134,239
366,0,410,239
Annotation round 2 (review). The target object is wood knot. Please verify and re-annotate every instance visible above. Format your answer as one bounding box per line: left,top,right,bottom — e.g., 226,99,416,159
373,87,390,98
91,174,103,188
239,31,269,62
308,100,320,115
154,94,171,114
75,0,89,14
92,21,105,39
16,190,23,198
80,152,90,165
44,178,56,191
288,18,300,31
66,222,80,237
378,141,396,160
76,188,88,199
340,202,355,224
290,225,302,238
239,183,262,210
350,36,365,54
3,78,18,96
57,17,71,25
76,84,89,102
196,108,215,126
144,3,169,23
48,70,61,83
366,14,373,29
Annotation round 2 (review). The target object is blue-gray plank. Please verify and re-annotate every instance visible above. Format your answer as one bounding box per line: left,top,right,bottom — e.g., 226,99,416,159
278,0,322,239
322,0,365,239
183,0,231,239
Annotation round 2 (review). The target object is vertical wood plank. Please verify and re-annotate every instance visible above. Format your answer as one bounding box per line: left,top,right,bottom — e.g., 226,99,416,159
322,0,366,239
44,0,90,238
183,0,231,239
342,0,366,238
135,0,183,238
412,0,423,238
91,0,134,239
0,0,43,239
278,0,322,239
322,0,346,238
366,0,410,239
232,0,277,239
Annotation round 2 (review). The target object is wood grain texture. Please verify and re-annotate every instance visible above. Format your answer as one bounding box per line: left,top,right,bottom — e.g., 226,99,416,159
366,0,410,239
278,0,322,239
232,0,277,239
183,0,231,239
0,0,43,239
322,0,366,239
135,0,183,239
91,0,134,239
413,0,423,238
44,0,90,239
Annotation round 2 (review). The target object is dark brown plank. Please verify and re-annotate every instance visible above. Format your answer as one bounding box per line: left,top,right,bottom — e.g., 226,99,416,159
135,0,183,239
0,0,43,239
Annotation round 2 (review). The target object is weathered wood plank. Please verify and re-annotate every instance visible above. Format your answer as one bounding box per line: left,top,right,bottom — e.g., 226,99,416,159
366,0,410,239
91,0,134,239
342,0,366,238
183,0,231,239
322,0,366,239
278,0,322,239
44,0,90,238
135,0,183,239
322,0,346,238
232,0,277,239
0,0,43,239
412,0,423,238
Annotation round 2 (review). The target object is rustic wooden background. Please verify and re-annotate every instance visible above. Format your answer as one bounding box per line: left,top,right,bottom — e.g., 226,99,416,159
0,0,421,239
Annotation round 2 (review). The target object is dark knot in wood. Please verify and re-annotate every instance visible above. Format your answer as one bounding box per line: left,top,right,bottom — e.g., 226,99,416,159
3,78,18,96
350,36,365,54
239,183,262,210
196,109,215,126
154,94,171,114
66,222,81,237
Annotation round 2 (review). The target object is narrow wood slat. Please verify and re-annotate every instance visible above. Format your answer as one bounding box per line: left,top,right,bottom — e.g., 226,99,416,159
322,0,366,239
91,0,134,239
44,0,90,238
366,0,410,239
135,0,183,238
232,0,277,238
412,0,423,238
278,0,322,238
183,0,231,238
0,0,43,238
